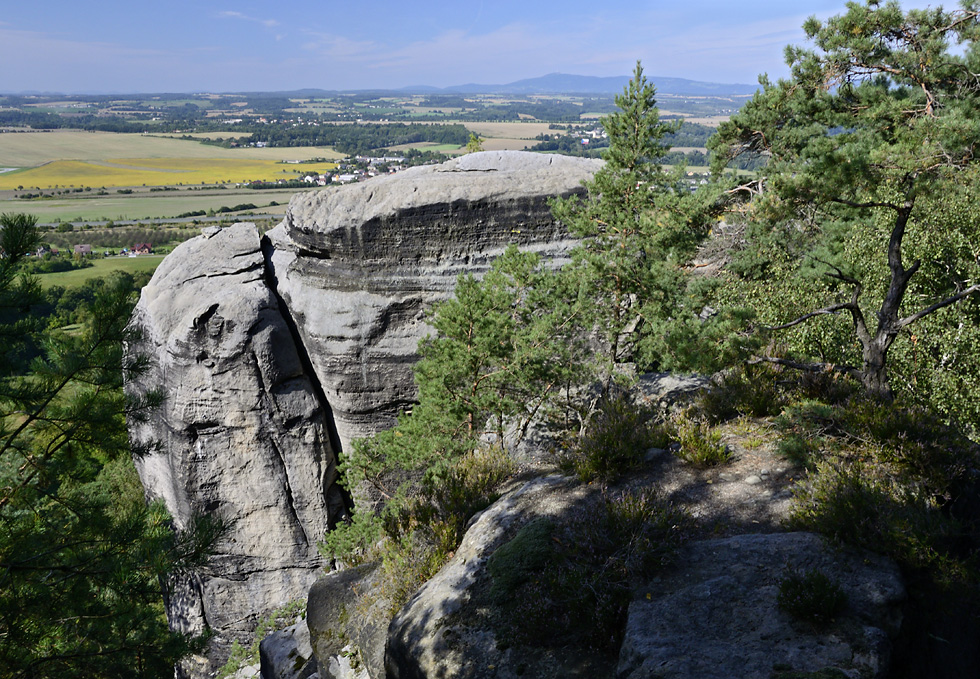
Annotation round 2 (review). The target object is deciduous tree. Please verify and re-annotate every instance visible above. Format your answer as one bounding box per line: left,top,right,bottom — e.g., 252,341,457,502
710,0,980,400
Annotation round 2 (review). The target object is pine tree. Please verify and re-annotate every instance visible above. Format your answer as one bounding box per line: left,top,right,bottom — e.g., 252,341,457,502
710,1,980,400
551,62,719,378
0,213,220,678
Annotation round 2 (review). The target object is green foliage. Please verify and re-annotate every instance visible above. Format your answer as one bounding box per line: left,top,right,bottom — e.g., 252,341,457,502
777,569,848,627
323,447,513,614
788,459,966,578
465,132,484,153
318,510,385,568
697,363,788,423
672,412,732,467
558,392,669,482
485,490,688,651
780,394,979,580
405,447,515,557
777,434,819,469
710,2,980,400
550,62,723,376
0,213,220,678
341,246,575,503
487,518,559,603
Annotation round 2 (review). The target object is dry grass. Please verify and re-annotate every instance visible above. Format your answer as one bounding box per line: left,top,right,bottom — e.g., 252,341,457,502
464,122,555,139
481,138,538,151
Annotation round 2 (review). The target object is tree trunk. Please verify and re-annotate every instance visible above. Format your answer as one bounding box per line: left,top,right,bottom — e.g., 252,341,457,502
860,340,894,401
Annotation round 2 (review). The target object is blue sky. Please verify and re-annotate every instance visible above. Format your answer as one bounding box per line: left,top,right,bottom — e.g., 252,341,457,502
0,1,941,93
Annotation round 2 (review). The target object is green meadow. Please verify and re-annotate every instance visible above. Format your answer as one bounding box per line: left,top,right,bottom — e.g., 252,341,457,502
35,255,166,289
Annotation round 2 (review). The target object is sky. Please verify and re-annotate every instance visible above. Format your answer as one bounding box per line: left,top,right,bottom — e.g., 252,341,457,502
0,0,944,94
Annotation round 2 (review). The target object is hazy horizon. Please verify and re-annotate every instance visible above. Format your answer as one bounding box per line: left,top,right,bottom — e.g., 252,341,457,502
0,0,941,94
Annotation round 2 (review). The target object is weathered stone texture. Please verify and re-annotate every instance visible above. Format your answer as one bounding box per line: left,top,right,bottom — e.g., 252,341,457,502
128,152,601,673
266,151,601,454
128,223,342,669
617,532,906,679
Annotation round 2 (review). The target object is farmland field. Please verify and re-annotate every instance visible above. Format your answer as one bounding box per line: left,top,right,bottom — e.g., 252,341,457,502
0,187,306,221
463,122,555,139
0,158,336,190
35,255,166,289
0,130,342,166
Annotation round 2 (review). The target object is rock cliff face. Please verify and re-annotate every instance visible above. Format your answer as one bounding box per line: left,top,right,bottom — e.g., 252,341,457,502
266,151,601,455
126,152,602,672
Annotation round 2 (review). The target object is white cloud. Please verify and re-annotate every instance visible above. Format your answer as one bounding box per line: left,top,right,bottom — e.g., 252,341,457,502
217,11,279,29
300,22,610,87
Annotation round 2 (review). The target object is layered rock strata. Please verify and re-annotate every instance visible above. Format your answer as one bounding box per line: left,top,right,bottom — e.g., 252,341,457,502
266,151,601,455
126,151,602,672
128,223,344,670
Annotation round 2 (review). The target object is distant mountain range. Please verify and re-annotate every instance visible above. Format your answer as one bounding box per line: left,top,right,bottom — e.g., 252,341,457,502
412,73,758,96
6,73,758,98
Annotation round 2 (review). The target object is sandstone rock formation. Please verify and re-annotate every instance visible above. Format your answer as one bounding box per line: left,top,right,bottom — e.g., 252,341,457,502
128,150,920,678
307,563,388,679
618,532,906,679
266,151,602,456
128,223,344,670
382,478,905,679
259,616,317,679
126,151,602,673
384,476,606,679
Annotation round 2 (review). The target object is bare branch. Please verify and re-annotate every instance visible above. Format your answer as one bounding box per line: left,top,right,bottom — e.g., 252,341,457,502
897,283,980,329
764,302,856,331
827,196,900,211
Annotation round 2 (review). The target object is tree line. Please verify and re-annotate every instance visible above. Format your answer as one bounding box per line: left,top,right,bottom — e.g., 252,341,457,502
210,122,471,155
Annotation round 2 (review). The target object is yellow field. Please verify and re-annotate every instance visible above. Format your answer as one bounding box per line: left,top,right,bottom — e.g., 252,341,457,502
0,158,336,190
0,130,343,167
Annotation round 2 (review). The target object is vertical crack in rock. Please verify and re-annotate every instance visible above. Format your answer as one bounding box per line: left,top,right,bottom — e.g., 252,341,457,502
267,437,308,546
261,233,353,522
249,346,310,548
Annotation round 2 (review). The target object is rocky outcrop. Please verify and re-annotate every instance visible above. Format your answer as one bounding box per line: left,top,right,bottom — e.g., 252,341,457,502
385,476,607,679
307,563,389,679
384,482,905,679
266,151,601,456
127,150,920,678
127,223,344,670
127,151,602,673
259,617,317,679
618,532,906,679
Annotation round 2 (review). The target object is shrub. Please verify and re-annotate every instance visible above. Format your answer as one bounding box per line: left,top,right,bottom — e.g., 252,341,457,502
699,363,787,423
673,413,732,467
787,460,966,578
777,568,847,626
777,433,819,469
485,490,688,651
407,446,515,558
318,511,385,568
321,446,514,615
560,392,669,481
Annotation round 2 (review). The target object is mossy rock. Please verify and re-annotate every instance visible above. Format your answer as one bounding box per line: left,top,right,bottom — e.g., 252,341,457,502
487,518,557,603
